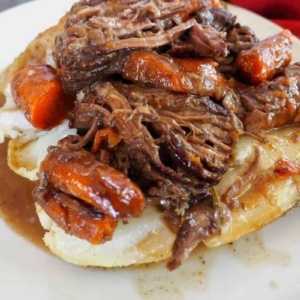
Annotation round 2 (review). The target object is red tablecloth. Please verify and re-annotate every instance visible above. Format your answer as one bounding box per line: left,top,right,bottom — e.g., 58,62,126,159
229,0,300,38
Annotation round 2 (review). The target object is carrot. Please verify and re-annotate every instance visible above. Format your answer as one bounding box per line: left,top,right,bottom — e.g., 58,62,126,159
41,147,146,218
11,64,74,130
274,159,300,180
34,188,117,245
91,128,121,154
236,30,292,85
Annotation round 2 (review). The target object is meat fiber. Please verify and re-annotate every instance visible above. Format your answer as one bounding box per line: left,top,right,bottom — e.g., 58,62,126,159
236,63,300,133
55,0,226,91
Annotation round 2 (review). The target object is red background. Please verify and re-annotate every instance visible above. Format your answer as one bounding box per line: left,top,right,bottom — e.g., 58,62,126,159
229,0,300,38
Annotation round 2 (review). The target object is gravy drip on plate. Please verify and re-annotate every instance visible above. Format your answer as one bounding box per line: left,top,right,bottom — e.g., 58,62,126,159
0,91,5,107
0,141,45,249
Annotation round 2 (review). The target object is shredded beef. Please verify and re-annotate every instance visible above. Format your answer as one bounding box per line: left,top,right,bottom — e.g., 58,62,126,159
196,7,236,32
55,0,233,92
56,0,221,91
216,24,259,76
167,198,230,270
69,81,241,266
236,64,300,133
73,82,240,186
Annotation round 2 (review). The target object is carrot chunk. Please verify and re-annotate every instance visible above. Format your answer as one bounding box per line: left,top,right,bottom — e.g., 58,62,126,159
236,30,292,84
11,64,74,130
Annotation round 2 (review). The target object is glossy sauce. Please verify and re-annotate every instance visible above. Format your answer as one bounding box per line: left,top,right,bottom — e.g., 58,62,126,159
0,91,5,107
274,159,300,180
0,141,45,249
236,29,292,84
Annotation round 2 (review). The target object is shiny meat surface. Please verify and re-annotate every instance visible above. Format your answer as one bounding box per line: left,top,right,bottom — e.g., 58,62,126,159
188,23,229,57
55,0,225,91
196,7,236,32
167,199,230,270
236,63,300,132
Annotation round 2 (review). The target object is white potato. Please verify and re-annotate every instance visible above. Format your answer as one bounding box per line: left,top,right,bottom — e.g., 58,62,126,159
0,85,36,143
205,127,300,247
8,120,77,181
37,205,175,267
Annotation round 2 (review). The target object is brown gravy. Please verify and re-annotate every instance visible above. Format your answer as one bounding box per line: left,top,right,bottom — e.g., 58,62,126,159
0,91,5,108
0,141,45,249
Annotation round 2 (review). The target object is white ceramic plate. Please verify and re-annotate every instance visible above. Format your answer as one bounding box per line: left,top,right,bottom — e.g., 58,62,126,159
1,1,300,299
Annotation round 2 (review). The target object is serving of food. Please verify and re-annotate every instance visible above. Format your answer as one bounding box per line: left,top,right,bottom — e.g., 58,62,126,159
1,0,300,297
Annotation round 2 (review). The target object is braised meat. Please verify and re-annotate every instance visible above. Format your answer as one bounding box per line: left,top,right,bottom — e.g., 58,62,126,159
73,82,241,187
55,0,225,91
196,7,236,32
167,198,230,270
236,63,300,133
227,24,258,54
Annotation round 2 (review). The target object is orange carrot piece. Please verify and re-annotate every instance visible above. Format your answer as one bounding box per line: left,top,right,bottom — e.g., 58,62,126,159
274,159,300,180
236,30,292,85
41,147,146,218
11,64,74,130
34,188,117,245
91,128,121,154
